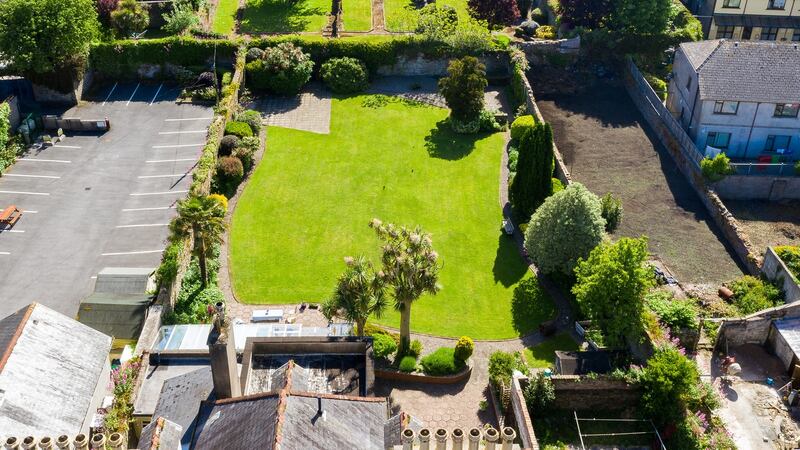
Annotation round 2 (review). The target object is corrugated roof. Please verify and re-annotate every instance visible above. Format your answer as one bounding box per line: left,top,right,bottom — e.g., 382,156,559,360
0,303,112,437
678,39,800,103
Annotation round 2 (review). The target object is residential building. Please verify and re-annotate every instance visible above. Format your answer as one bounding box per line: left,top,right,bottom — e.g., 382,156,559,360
0,303,112,438
667,39,800,161
692,0,800,41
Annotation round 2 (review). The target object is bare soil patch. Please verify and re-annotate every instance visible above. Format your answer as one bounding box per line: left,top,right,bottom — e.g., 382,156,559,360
726,200,800,255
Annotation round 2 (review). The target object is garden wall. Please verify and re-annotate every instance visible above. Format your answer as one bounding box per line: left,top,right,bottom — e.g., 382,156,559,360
376,53,510,77
718,301,800,347
374,365,472,384
714,176,800,201
510,375,539,450
763,247,800,303
549,375,641,411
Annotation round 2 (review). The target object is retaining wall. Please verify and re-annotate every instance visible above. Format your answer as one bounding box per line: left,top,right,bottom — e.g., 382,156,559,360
374,364,472,384
763,247,800,303
719,301,800,347
376,53,511,78
714,175,800,201
550,375,641,411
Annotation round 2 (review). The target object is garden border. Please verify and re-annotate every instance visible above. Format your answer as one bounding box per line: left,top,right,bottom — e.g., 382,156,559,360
375,363,472,384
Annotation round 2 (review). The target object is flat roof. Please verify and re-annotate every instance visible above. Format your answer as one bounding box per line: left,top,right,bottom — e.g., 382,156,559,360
774,318,800,358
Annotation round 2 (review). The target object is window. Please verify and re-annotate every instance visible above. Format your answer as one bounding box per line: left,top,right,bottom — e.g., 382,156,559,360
723,0,741,6
793,29,800,41
765,135,791,153
761,27,779,40
768,0,786,8
774,103,800,117
714,101,739,114
717,26,735,38
706,131,732,149
742,26,753,39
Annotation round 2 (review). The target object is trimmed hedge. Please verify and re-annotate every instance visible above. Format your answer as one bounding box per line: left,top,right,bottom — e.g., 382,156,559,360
420,347,464,376
224,121,253,138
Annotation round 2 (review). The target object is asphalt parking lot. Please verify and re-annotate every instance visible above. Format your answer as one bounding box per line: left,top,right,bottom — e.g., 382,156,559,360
0,82,212,318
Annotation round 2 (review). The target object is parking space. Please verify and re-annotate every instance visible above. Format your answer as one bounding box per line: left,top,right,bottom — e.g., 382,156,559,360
0,82,212,318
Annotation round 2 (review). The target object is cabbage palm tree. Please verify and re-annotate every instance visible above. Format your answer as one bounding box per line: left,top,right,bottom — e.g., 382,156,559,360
170,195,226,288
369,219,441,355
322,256,388,336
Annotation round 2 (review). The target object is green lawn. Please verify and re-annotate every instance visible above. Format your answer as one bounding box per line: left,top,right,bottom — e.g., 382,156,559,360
230,95,555,339
523,333,580,368
240,0,330,33
384,0,470,31
212,0,240,35
341,0,372,31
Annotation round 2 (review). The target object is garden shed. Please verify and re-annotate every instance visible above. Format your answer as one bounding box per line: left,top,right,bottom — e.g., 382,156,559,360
555,350,613,375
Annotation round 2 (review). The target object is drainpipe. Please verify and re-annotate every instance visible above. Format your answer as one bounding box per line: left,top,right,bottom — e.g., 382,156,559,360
434,429,447,450
401,429,415,450
107,433,125,450
501,427,517,450
418,429,431,450
89,434,105,450
37,438,53,450
4,437,20,450
72,435,89,450
467,428,482,450
20,438,36,450
742,101,760,158
451,428,465,450
485,427,500,450
687,74,702,142
54,437,70,450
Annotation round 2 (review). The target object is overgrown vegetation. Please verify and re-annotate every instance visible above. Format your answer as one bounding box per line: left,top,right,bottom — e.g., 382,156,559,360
728,275,783,315
104,357,142,434
246,42,314,95
701,153,735,182
645,290,698,330
320,57,370,94
600,193,622,233
775,246,800,280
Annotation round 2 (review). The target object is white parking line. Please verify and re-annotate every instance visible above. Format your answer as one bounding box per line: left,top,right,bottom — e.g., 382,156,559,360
52,145,81,149
150,83,164,105
165,117,213,122
0,229,24,233
158,130,207,135
130,190,189,196
0,190,50,196
152,143,205,149
0,252,9,255
22,210,37,214
16,158,71,164
115,223,169,228
90,276,97,279
138,173,189,179
126,83,140,106
122,206,176,212
102,82,118,105
147,158,196,163
4,174,60,179
102,249,164,256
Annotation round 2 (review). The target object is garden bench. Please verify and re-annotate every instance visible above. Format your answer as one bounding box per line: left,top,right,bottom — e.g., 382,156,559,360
0,206,22,227
251,309,284,322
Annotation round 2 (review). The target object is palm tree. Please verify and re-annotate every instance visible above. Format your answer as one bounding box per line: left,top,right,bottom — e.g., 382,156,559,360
369,218,440,355
170,195,226,288
322,256,388,336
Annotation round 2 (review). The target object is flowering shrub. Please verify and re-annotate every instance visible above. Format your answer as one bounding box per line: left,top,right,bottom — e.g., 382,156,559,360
105,357,142,433
245,43,313,95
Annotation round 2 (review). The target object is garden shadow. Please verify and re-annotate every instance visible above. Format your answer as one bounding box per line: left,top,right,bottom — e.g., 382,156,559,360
424,120,484,160
240,0,326,33
510,277,558,336
492,234,528,288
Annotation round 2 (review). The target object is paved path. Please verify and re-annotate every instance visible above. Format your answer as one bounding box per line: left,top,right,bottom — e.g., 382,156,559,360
244,83,332,134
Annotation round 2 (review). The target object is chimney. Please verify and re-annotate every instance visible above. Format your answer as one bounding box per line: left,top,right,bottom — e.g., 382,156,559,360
207,302,241,399
401,429,415,450
418,428,431,450
484,427,499,450
54,436,70,450
107,433,125,450
434,429,447,450
37,438,53,450
501,427,516,450
89,434,105,450
72,435,89,450
4,437,20,450
451,428,464,450
467,428,482,450
20,437,36,450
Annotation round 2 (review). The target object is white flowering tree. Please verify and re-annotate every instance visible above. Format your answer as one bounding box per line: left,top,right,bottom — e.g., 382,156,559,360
370,219,441,355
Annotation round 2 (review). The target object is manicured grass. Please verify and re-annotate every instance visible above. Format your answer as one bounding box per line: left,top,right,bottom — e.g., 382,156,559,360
341,0,372,31
384,0,470,31
212,0,240,35
523,333,580,368
231,95,555,339
240,0,330,33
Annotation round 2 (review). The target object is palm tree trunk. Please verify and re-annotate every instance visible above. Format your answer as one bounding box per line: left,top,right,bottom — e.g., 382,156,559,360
356,319,366,337
399,300,411,355
198,238,208,289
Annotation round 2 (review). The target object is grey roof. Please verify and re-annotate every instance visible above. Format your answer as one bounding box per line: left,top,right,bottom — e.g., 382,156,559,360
139,417,184,450
94,267,155,294
134,358,211,417
0,303,112,437
678,39,800,103
190,392,389,450
152,367,214,448
774,318,800,358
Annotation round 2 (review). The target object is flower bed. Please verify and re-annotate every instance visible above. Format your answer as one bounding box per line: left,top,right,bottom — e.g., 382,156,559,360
375,362,472,384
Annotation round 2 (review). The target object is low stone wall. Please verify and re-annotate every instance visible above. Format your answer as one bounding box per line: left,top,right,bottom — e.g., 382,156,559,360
550,375,641,411
375,364,472,384
763,247,800,303
719,301,800,348
715,175,800,201
510,375,539,450
4,95,20,130
376,53,510,78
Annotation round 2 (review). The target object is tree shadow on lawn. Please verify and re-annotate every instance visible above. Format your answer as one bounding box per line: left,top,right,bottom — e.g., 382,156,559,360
510,276,558,336
492,234,528,288
241,0,326,33
424,120,486,160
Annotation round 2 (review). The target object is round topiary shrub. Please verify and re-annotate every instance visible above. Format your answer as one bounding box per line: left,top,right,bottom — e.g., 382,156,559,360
245,42,313,96
398,355,418,373
246,47,264,62
373,333,398,360
235,110,262,135
320,57,369,94
224,121,253,139
207,193,228,211
217,156,244,183
454,336,474,362
420,347,463,376
510,114,536,141
219,135,240,156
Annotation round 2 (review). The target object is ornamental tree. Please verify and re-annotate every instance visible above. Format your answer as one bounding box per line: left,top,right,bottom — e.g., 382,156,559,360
524,182,605,275
438,56,487,123
572,236,653,348
0,0,99,75
467,0,520,28
321,256,388,337
510,121,554,220
171,195,227,288
613,0,671,35
557,0,613,29
640,346,700,425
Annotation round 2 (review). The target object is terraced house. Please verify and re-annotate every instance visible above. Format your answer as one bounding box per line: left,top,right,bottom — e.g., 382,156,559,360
700,0,800,41
667,39,800,162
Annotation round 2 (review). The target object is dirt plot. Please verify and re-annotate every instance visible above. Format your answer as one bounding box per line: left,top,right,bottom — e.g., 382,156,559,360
534,83,743,285
726,200,800,255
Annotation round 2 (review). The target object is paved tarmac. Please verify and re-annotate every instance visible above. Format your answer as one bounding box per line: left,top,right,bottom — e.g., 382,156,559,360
0,82,212,318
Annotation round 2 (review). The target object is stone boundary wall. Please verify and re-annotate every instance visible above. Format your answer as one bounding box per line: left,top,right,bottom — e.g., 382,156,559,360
550,375,641,411
719,301,800,348
623,58,762,275
376,53,511,78
511,375,539,450
763,247,800,303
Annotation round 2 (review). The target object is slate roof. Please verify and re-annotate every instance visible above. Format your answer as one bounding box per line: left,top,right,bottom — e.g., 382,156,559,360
139,417,184,450
678,39,800,103
0,303,112,437
150,367,214,448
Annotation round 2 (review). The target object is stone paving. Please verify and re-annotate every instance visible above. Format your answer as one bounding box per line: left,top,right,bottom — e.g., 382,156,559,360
369,76,510,113
245,82,332,134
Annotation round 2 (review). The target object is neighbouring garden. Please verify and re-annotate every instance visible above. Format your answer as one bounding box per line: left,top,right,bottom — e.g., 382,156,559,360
240,0,333,33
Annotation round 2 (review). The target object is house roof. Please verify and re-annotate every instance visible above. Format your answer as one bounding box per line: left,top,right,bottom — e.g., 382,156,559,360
555,350,613,375
678,39,800,103
774,318,800,359
151,366,214,448
139,417,184,450
0,303,112,437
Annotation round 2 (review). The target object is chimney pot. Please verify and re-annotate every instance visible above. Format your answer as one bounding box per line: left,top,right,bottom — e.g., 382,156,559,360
20,437,36,450
484,427,499,450
73,434,89,450
501,427,517,450
107,433,125,450
89,434,105,450
434,429,447,450
54,436,70,450
37,437,53,450
418,428,431,450
4,437,20,450
451,428,465,450
467,428,482,450
401,429,415,450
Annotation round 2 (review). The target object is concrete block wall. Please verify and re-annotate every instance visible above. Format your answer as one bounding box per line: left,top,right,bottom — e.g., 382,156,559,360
762,247,800,303
714,176,800,201
719,301,800,347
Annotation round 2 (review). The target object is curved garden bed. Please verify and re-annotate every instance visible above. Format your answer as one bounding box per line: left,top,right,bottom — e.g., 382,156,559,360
375,363,472,384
